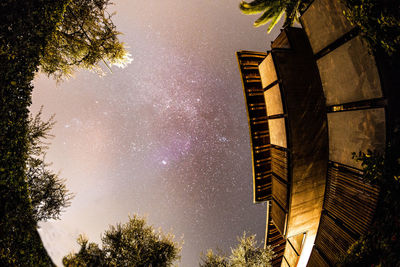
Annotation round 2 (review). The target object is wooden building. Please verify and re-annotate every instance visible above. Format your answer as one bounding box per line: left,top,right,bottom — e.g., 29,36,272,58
300,0,384,265
236,0,386,266
237,26,329,266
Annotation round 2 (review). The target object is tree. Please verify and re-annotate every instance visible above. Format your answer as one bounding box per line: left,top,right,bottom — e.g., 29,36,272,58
200,233,274,267
1,0,126,264
61,235,106,267
27,109,73,222
40,0,131,80
239,0,310,32
1,1,69,264
200,249,229,267
63,215,182,267
342,0,400,57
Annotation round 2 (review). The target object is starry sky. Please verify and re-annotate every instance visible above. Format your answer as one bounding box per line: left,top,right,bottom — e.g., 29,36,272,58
32,1,281,266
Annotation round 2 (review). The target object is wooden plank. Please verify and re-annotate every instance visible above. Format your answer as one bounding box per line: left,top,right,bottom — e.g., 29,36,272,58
271,146,288,182
283,241,300,267
288,232,305,255
266,220,286,267
281,258,290,267
271,199,287,235
307,247,330,267
314,214,356,265
271,30,291,49
324,162,379,235
272,176,288,210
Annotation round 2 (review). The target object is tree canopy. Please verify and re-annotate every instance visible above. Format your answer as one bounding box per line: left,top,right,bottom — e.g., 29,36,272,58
63,215,181,267
40,0,131,80
200,233,274,267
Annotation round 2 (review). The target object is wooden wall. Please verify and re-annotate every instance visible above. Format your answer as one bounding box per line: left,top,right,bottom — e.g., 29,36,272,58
259,27,328,267
300,0,384,265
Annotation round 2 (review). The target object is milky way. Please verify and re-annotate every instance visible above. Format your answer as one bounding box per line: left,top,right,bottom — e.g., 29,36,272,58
31,1,281,265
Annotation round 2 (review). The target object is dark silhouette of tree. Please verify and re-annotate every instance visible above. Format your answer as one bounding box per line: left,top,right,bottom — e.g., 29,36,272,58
200,233,274,267
343,0,400,56
26,109,73,222
1,0,127,264
63,215,181,267
1,1,69,264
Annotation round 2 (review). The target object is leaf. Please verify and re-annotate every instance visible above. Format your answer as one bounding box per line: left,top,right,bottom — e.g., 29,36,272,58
267,11,284,32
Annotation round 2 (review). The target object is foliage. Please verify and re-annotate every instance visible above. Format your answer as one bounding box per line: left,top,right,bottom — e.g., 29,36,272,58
1,0,129,264
40,0,131,80
342,0,400,56
351,150,384,185
340,146,400,266
239,0,400,56
62,235,106,266
200,249,229,267
63,215,182,267
230,233,274,266
239,0,311,32
200,233,274,267
0,0,69,265
27,109,73,222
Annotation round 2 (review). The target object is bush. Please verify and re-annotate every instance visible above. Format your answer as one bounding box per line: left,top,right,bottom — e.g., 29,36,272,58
342,0,400,56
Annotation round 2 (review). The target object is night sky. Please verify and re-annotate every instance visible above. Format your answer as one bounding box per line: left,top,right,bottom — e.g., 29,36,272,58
32,1,280,266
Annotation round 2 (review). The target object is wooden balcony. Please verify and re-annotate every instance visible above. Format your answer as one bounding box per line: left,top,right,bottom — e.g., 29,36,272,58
237,51,271,203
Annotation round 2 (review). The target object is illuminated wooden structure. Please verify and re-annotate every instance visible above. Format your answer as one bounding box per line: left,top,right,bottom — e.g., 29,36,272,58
300,0,384,265
237,50,271,203
260,27,328,267
238,26,329,266
237,0,386,266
